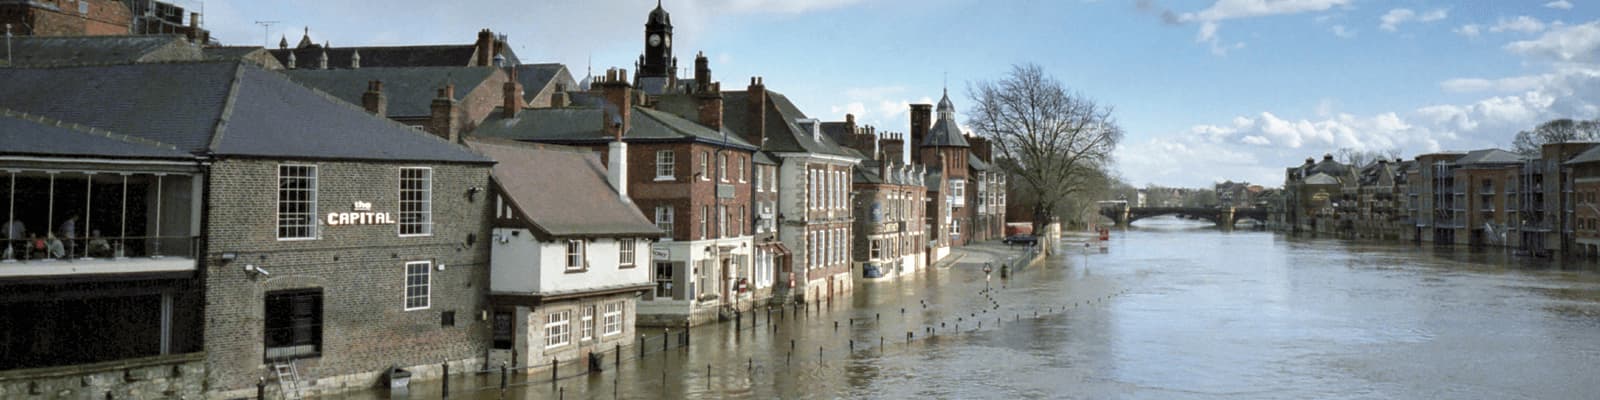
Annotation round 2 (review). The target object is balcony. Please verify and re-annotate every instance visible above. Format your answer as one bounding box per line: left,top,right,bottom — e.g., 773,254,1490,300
1,169,199,281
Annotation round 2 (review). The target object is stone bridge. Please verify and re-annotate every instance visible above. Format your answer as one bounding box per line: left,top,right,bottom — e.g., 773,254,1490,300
1099,205,1268,228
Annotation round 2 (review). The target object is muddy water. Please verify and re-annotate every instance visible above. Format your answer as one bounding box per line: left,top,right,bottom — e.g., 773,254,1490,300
351,216,1600,399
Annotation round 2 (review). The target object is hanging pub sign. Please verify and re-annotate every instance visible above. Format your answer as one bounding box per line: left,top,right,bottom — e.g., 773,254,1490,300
326,201,396,226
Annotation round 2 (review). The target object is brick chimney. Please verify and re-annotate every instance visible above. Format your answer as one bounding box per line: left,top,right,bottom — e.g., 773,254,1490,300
475,29,494,66
694,52,712,92
745,77,767,147
503,68,524,119
597,68,633,141
429,85,460,142
909,104,932,164
697,83,723,131
550,84,570,108
881,132,904,165
844,113,857,136
361,80,386,116
969,135,992,162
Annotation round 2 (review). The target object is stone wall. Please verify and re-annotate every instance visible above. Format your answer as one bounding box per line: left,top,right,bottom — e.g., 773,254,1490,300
0,353,204,399
202,158,493,398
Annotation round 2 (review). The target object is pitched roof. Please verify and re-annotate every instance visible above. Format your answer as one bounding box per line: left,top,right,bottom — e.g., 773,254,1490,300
283,66,499,117
721,90,857,158
471,105,757,149
1304,173,1340,185
1455,148,1524,165
924,114,969,147
513,63,578,101
268,43,520,70
0,62,490,163
465,138,663,238
1565,145,1600,165
2,35,201,67
968,154,992,172
0,108,191,160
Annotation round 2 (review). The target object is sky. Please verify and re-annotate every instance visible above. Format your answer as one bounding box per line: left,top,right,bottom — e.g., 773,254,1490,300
200,0,1600,188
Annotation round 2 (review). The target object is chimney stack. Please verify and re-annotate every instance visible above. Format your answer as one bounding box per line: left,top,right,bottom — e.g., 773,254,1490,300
475,29,494,66
550,84,570,108
361,80,386,116
909,104,932,164
429,85,460,142
745,77,767,147
598,68,633,141
697,81,723,131
881,131,905,165
694,52,711,92
503,68,524,118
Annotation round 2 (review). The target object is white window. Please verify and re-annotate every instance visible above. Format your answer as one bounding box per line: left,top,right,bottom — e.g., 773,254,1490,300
718,205,728,238
544,311,570,348
768,167,777,192
719,153,729,182
404,261,431,310
700,206,709,239
603,302,623,336
738,156,746,182
809,170,818,210
580,306,594,341
399,167,433,236
699,152,709,180
619,238,636,267
755,164,764,192
655,206,674,234
738,205,746,236
870,239,881,260
655,150,675,180
566,240,585,271
277,164,318,240
951,180,966,207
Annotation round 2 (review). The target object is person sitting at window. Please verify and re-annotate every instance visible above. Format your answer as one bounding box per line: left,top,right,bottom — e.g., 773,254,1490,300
45,234,65,259
87,230,111,258
28,233,45,260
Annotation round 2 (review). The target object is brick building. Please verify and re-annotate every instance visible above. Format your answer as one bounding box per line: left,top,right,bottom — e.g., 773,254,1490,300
822,117,929,281
270,28,519,70
468,138,661,374
470,69,760,326
0,61,497,398
283,66,513,137
0,0,131,37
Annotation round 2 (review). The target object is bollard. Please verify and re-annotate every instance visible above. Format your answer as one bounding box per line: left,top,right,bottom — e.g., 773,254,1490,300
907,331,913,344
616,344,621,369
257,377,265,400
791,339,796,351
850,339,854,351
901,308,905,314
880,336,884,348
749,358,753,372
787,351,791,365
834,321,838,330
552,359,559,383
707,364,712,386
978,321,982,329
876,313,880,321
819,346,823,359
560,387,565,400
614,377,619,400
641,337,646,357
500,362,508,391
442,361,450,398
664,332,669,350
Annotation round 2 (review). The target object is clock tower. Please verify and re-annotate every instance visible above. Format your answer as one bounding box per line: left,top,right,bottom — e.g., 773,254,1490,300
638,1,675,81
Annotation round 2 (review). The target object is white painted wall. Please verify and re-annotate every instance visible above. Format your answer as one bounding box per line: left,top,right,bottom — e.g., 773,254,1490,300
490,228,651,294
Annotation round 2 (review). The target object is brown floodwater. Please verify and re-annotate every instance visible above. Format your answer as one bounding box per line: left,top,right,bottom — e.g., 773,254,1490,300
335,216,1600,399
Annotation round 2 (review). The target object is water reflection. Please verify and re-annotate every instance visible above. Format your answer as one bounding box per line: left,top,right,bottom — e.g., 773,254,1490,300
344,215,1598,399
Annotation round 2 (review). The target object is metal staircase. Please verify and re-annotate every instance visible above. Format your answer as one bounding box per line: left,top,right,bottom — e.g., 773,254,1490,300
272,361,304,400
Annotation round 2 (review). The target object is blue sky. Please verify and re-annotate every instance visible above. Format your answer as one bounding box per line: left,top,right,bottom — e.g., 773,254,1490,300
203,0,1600,187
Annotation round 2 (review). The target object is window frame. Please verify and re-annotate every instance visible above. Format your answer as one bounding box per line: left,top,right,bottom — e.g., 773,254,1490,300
263,289,323,362
277,164,319,241
544,310,571,349
655,150,676,181
579,306,595,342
654,262,674,298
698,152,710,181
404,260,432,311
602,302,623,336
398,167,434,237
619,238,637,268
655,205,674,235
566,239,587,271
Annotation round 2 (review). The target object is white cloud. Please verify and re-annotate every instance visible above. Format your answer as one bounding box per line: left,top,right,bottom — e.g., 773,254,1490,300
1545,0,1574,10
1489,16,1547,34
1440,75,1550,93
1380,8,1448,32
1331,24,1355,38
1177,0,1350,55
1505,21,1600,63
1454,24,1481,37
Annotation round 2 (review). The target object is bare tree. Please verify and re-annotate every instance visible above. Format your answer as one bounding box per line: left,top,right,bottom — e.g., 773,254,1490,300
968,64,1123,231
1335,147,1401,169
1513,118,1600,156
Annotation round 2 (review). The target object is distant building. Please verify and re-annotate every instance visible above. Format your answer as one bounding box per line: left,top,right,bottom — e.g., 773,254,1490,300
269,28,519,70
0,0,132,37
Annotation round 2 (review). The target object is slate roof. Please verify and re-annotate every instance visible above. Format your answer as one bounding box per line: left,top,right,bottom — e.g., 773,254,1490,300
1304,173,1340,185
0,61,491,163
466,138,663,238
202,46,264,61
1565,145,1600,165
854,161,885,184
753,151,778,165
268,43,520,70
472,106,757,150
0,109,191,160
283,66,499,117
1455,148,1524,165
924,114,969,147
969,154,992,172
721,90,857,158
2,35,200,67
513,63,578,101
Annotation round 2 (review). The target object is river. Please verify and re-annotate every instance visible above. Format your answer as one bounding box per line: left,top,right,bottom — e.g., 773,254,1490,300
368,216,1600,399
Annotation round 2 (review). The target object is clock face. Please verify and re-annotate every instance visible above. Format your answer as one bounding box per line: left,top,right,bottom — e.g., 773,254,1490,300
648,34,661,47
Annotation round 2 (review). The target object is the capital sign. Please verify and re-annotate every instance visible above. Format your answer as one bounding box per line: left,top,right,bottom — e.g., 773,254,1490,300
326,201,396,226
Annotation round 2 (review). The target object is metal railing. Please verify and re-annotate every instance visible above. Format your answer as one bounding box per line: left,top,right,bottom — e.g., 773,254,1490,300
1,235,200,264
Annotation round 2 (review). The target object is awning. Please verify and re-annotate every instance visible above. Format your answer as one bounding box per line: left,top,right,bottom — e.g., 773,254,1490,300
767,242,792,257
